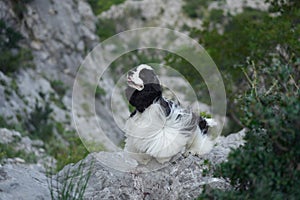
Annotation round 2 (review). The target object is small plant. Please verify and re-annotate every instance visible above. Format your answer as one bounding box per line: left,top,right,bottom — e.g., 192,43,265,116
48,159,94,200
87,0,125,15
199,112,212,119
0,20,34,75
25,97,54,141
95,86,106,98
96,18,117,41
50,80,68,97
182,0,210,19
46,131,90,172
0,142,37,164
11,0,34,19
49,92,67,110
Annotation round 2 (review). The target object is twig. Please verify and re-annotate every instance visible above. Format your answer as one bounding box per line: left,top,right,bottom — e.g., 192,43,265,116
289,75,299,90
265,80,278,96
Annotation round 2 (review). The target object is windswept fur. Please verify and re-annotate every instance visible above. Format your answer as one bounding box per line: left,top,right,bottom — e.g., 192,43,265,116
124,64,216,164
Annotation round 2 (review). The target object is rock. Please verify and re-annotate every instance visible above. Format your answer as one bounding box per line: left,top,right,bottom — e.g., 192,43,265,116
99,0,203,31
0,164,51,200
0,129,245,199
57,129,245,199
0,128,22,144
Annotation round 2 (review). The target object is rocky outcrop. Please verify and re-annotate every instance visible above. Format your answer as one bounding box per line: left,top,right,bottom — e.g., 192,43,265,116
80,129,245,199
0,164,51,200
0,129,245,200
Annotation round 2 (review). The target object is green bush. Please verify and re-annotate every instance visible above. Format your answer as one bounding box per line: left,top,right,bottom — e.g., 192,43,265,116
199,58,300,199
25,97,54,140
0,20,34,75
0,142,37,164
50,80,68,97
95,18,117,41
46,129,89,171
197,0,300,198
182,0,210,18
11,0,33,19
87,0,125,15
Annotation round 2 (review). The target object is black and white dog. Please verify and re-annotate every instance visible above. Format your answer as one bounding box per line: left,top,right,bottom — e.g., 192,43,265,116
124,64,216,164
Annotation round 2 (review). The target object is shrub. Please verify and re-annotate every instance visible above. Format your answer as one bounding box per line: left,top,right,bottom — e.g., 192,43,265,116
0,20,34,75
182,0,210,19
0,142,37,163
96,18,117,41
50,80,68,97
199,57,300,199
11,0,33,19
87,0,125,15
25,97,54,141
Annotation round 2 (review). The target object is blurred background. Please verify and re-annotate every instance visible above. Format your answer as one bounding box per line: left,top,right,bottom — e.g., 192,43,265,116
0,0,299,198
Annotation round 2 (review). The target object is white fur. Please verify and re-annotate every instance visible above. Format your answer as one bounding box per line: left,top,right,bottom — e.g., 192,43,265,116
124,101,216,164
137,64,153,71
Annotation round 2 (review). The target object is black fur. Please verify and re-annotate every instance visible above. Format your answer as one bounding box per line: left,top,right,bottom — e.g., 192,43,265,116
125,83,162,113
198,117,208,134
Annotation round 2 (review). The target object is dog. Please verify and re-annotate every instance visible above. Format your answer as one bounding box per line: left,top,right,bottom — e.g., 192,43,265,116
124,64,216,164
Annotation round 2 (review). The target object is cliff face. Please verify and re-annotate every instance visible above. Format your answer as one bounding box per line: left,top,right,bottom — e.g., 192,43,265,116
0,0,127,152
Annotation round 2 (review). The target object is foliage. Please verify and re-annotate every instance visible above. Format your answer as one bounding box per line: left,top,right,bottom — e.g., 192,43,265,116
194,7,300,73
0,20,34,75
48,160,93,200
50,80,68,97
95,86,106,98
0,20,22,49
96,18,117,41
25,97,54,141
87,0,125,15
171,2,300,133
188,0,300,198
164,53,210,105
199,58,300,199
95,7,141,41
182,0,210,18
46,129,89,172
266,0,300,13
25,94,89,171
0,142,37,163
11,0,33,19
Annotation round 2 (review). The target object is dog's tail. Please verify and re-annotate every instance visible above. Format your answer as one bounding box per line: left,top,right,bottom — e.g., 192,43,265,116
188,118,218,155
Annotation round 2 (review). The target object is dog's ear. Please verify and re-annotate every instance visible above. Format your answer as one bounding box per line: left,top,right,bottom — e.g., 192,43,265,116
151,83,162,93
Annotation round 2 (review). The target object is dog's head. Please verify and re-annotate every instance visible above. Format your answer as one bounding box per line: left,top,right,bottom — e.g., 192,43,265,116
125,64,162,112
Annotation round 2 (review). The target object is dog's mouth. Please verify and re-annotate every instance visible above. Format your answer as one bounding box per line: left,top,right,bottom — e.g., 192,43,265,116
127,77,144,91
